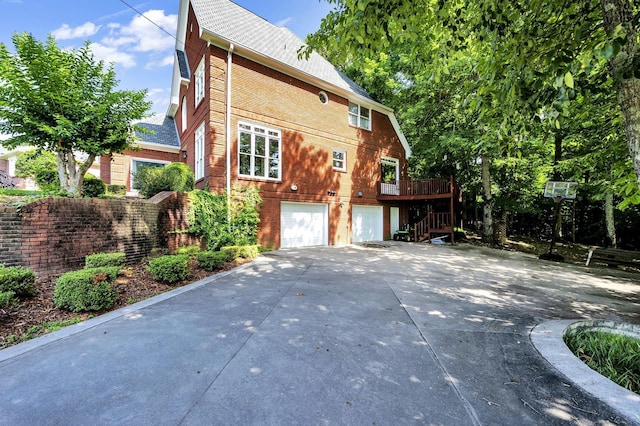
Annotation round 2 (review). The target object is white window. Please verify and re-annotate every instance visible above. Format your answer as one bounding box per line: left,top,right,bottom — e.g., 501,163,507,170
332,149,346,172
195,123,205,180
238,122,281,180
194,58,205,106
181,96,187,132
131,159,170,191
348,102,371,130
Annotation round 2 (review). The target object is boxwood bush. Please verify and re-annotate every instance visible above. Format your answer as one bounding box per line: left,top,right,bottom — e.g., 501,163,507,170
0,265,37,298
220,245,261,261
196,251,228,271
0,291,16,308
82,175,106,198
85,252,126,268
148,255,190,284
54,267,120,312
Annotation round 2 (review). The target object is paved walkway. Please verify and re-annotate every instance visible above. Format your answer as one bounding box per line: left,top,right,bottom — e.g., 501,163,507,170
1,243,639,425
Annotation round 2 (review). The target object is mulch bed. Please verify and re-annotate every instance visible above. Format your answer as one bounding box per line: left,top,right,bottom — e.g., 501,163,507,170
0,258,249,349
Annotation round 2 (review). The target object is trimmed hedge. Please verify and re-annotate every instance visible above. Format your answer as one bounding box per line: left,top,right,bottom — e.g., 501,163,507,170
0,265,37,298
85,252,126,268
196,251,228,271
82,175,106,198
148,255,190,284
174,245,201,256
54,267,120,312
220,245,261,261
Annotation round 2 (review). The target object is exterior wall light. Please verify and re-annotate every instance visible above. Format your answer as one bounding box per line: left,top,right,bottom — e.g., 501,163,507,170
357,191,363,197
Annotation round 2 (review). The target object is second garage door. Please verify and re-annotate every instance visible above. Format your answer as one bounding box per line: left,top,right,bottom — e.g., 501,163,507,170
352,205,383,243
280,202,328,248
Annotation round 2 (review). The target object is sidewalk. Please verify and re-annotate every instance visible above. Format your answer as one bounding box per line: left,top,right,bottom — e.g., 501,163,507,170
1,243,638,425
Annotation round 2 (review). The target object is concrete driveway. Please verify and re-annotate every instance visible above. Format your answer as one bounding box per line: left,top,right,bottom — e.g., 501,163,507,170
1,242,639,425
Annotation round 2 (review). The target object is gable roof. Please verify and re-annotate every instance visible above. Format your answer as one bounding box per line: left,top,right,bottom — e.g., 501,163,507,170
169,0,411,158
134,115,180,153
190,0,372,100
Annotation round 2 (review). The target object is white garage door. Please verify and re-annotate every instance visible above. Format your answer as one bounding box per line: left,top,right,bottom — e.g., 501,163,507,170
352,205,383,243
281,202,328,248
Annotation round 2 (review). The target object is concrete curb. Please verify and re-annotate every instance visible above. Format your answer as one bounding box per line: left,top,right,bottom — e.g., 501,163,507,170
530,320,640,423
0,260,258,363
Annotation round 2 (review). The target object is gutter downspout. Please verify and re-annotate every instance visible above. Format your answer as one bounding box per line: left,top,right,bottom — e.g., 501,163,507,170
226,44,234,228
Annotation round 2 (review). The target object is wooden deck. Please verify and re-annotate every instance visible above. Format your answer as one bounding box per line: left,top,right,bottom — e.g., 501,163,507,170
377,178,454,201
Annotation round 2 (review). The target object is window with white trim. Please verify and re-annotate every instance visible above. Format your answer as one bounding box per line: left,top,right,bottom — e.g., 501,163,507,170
238,122,281,180
332,149,346,172
348,102,371,130
131,159,169,191
194,58,205,106
181,96,187,132
195,122,205,180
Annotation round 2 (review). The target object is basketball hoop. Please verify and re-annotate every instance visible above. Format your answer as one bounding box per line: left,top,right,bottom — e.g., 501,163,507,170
544,181,578,201
540,181,578,262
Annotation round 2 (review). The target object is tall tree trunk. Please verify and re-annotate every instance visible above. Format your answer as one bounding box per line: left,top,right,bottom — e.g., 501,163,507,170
604,193,617,247
481,154,493,243
601,0,640,189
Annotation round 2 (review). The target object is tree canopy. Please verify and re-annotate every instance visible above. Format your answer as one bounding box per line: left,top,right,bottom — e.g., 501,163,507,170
0,33,151,196
304,0,640,205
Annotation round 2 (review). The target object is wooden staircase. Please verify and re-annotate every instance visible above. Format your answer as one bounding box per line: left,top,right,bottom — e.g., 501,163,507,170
413,212,455,243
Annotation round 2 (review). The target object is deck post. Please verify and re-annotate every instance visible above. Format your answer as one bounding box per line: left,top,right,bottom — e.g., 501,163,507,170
450,175,455,244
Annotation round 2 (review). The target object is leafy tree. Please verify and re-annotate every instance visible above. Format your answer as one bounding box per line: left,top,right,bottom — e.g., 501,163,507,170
0,33,151,196
305,0,640,204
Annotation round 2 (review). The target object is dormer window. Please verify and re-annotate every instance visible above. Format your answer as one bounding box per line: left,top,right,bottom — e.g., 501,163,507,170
348,102,371,130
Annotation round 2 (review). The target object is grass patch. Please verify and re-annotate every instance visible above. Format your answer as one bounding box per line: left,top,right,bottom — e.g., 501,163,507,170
0,188,41,197
5,317,84,346
564,329,640,394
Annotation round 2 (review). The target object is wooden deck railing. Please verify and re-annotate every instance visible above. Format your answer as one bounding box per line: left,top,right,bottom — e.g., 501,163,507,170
378,178,452,197
413,212,453,242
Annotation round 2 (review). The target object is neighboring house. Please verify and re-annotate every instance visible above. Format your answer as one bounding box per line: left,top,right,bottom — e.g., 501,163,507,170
100,114,181,195
0,137,101,190
166,0,457,248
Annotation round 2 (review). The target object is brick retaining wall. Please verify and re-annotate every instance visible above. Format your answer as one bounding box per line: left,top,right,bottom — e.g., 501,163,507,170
0,192,195,277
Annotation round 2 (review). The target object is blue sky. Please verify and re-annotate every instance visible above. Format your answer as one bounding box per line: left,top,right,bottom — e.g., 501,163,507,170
0,0,334,115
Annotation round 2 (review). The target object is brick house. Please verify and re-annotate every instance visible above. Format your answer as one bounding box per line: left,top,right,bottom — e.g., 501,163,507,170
165,0,458,249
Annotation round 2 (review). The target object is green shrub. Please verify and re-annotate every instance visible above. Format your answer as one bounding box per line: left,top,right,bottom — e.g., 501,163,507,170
133,162,195,198
220,245,261,261
196,251,228,271
0,265,37,297
15,150,57,180
34,168,60,192
0,291,17,308
85,252,126,268
148,255,190,284
174,245,201,256
54,267,120,312
106,184,126,196
187,187,261,251
82,175,106,198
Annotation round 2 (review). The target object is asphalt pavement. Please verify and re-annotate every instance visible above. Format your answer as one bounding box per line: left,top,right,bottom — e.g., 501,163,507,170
1,242,639,425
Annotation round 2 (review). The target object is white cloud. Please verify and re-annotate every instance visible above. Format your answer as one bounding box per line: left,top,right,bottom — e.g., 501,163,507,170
146,54,175,70
275,17,294,27
146,87,171,114
90,42,136,68
52,22,101,40
118,9,177,53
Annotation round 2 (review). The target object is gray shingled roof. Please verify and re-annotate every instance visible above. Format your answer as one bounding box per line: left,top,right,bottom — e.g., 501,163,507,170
134,115,180,147
176,49,190,80
190,0,373,100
